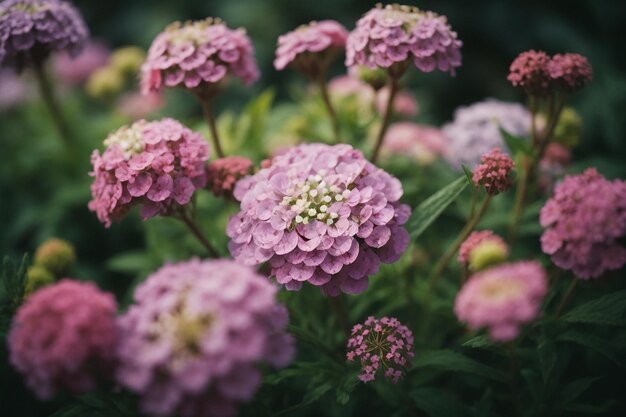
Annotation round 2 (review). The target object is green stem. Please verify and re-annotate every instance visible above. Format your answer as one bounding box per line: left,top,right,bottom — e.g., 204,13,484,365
317,77,341,143
33,60,73,147
428,195,492,292
199,98,225,158
555,279,578,318
507,344,523,417
177,210,220,258
370,76,398,164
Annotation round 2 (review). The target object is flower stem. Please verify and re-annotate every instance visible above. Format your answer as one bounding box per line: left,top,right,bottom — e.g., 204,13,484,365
33,60,74,148
317,77,341,143
176,210,220,258
199,98,225,158
371,76,398,164
555,278,578,318
428,195,492,293
507,343,523,417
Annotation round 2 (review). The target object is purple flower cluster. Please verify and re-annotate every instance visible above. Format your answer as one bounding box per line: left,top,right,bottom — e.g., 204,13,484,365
443,99,531,169
116,259,294,417
345,4,462,76
472,147,515,195
274,20,348,78
0,0,88,70
9,279,117,399
88,118,209,227
455,261,548,341
140,18,259,97
227,143,411,296
540,168,626,279
346,316,414,383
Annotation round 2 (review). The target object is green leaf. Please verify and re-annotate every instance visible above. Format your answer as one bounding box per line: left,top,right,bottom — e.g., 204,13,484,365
411,349,506,380
558,330,623,366
499,127,531,156
106,251,154,275
410,388,469,417
462,335,494,349
406,176,468,240
461,165,475,189
302,379,333,405
556,377,601,406
562,290,626,326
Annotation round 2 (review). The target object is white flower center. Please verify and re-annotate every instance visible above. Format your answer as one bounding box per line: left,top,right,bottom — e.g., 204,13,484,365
104,123,145,158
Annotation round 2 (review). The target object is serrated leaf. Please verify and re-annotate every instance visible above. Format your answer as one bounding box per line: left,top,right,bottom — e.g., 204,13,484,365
558,330,623,366
406,176,468,240
410,388,469,417
411,349,506,380
499,127,531,156
562,290,626,326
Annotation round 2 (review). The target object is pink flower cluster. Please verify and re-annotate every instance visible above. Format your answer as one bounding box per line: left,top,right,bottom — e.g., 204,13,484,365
454,261,548,341
346,316,414,383
508,50,592,95
53,40,109,86
274,20,348,78
345,4,462,76
540,168,626,279
382,122,446,165
472,148,515,195
206,156,253,199
116,259,294,417
141,18,259,97
458,230,508,266
227,143,411,296
88,118,209,227
9,279,117,399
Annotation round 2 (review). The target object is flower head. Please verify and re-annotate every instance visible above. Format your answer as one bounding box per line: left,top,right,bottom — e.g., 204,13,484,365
88,118,210,227
34,237,76,276
382,122,446,165
346,316,414,383
227,143,411,296
206,156,253,199
24,265,55,296
345,4,462,76
454,261,547,341
116,92,164,119
443,99,530,169
0,0,88,70
540,168,626,279
274,20,348,79
53,40,109,86
458,230,508,271
141,18,259,97
116,259,294,417
547,53,592,92
507,50,552,96
472,148,515,195
9,279,117,399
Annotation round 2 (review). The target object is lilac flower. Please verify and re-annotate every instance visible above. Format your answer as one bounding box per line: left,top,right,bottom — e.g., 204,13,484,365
540,168,626,279
346,316,414,383
227,143,411,296
116,259,294,417
88,118,209,227
0,0,88,70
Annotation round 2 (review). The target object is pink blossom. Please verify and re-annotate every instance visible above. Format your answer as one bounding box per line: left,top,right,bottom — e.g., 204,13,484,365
53,40,109,86
472,147,515,195
117,91,165,119
206,156,253,199
116,259,294,417
540,168,626,279
454,261,548,341
458,230,508,265
507,50,552,96
382,122,446,165
547,53,592,92
376,86,418,117
9,279,117,399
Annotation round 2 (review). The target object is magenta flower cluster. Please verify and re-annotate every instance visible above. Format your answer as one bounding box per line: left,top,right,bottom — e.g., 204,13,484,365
0,0,88,70
454,261,548,341
472,147,515,195
274,20,348,78
88,118,209,227
140,18,259,96
346,316,414,383
540,168,626,279
206,155,254,199
227,143,411,296
345,4,462,76
458,230,508,266
9,279,117,399
116,259,294,417
508,50,592,95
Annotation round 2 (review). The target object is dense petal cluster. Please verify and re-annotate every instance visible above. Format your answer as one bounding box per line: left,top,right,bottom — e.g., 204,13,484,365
53,40,109,85
0,0,88,70
88,118,210,227
458,230,508,267
547,53,592,92
382,122,446,165
345,4,462,76
454,261,547,341
141,18,259,96
206,156,253,199
443,99,530,169
507,50,552,96
472,147,515,195
116,259,294,417
540,168,626,279
274,20,348,78
346,316,414,383
9,279,117,399
227,143,411,296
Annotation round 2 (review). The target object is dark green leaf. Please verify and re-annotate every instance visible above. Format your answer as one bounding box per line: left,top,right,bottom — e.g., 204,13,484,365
562,290,626,326
406,176,468,240
461,165,475,189
499,127,531,156
558,330,623,366
411,349,506,380
462,335,494,349
556,377,601,406
410,388,469,417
